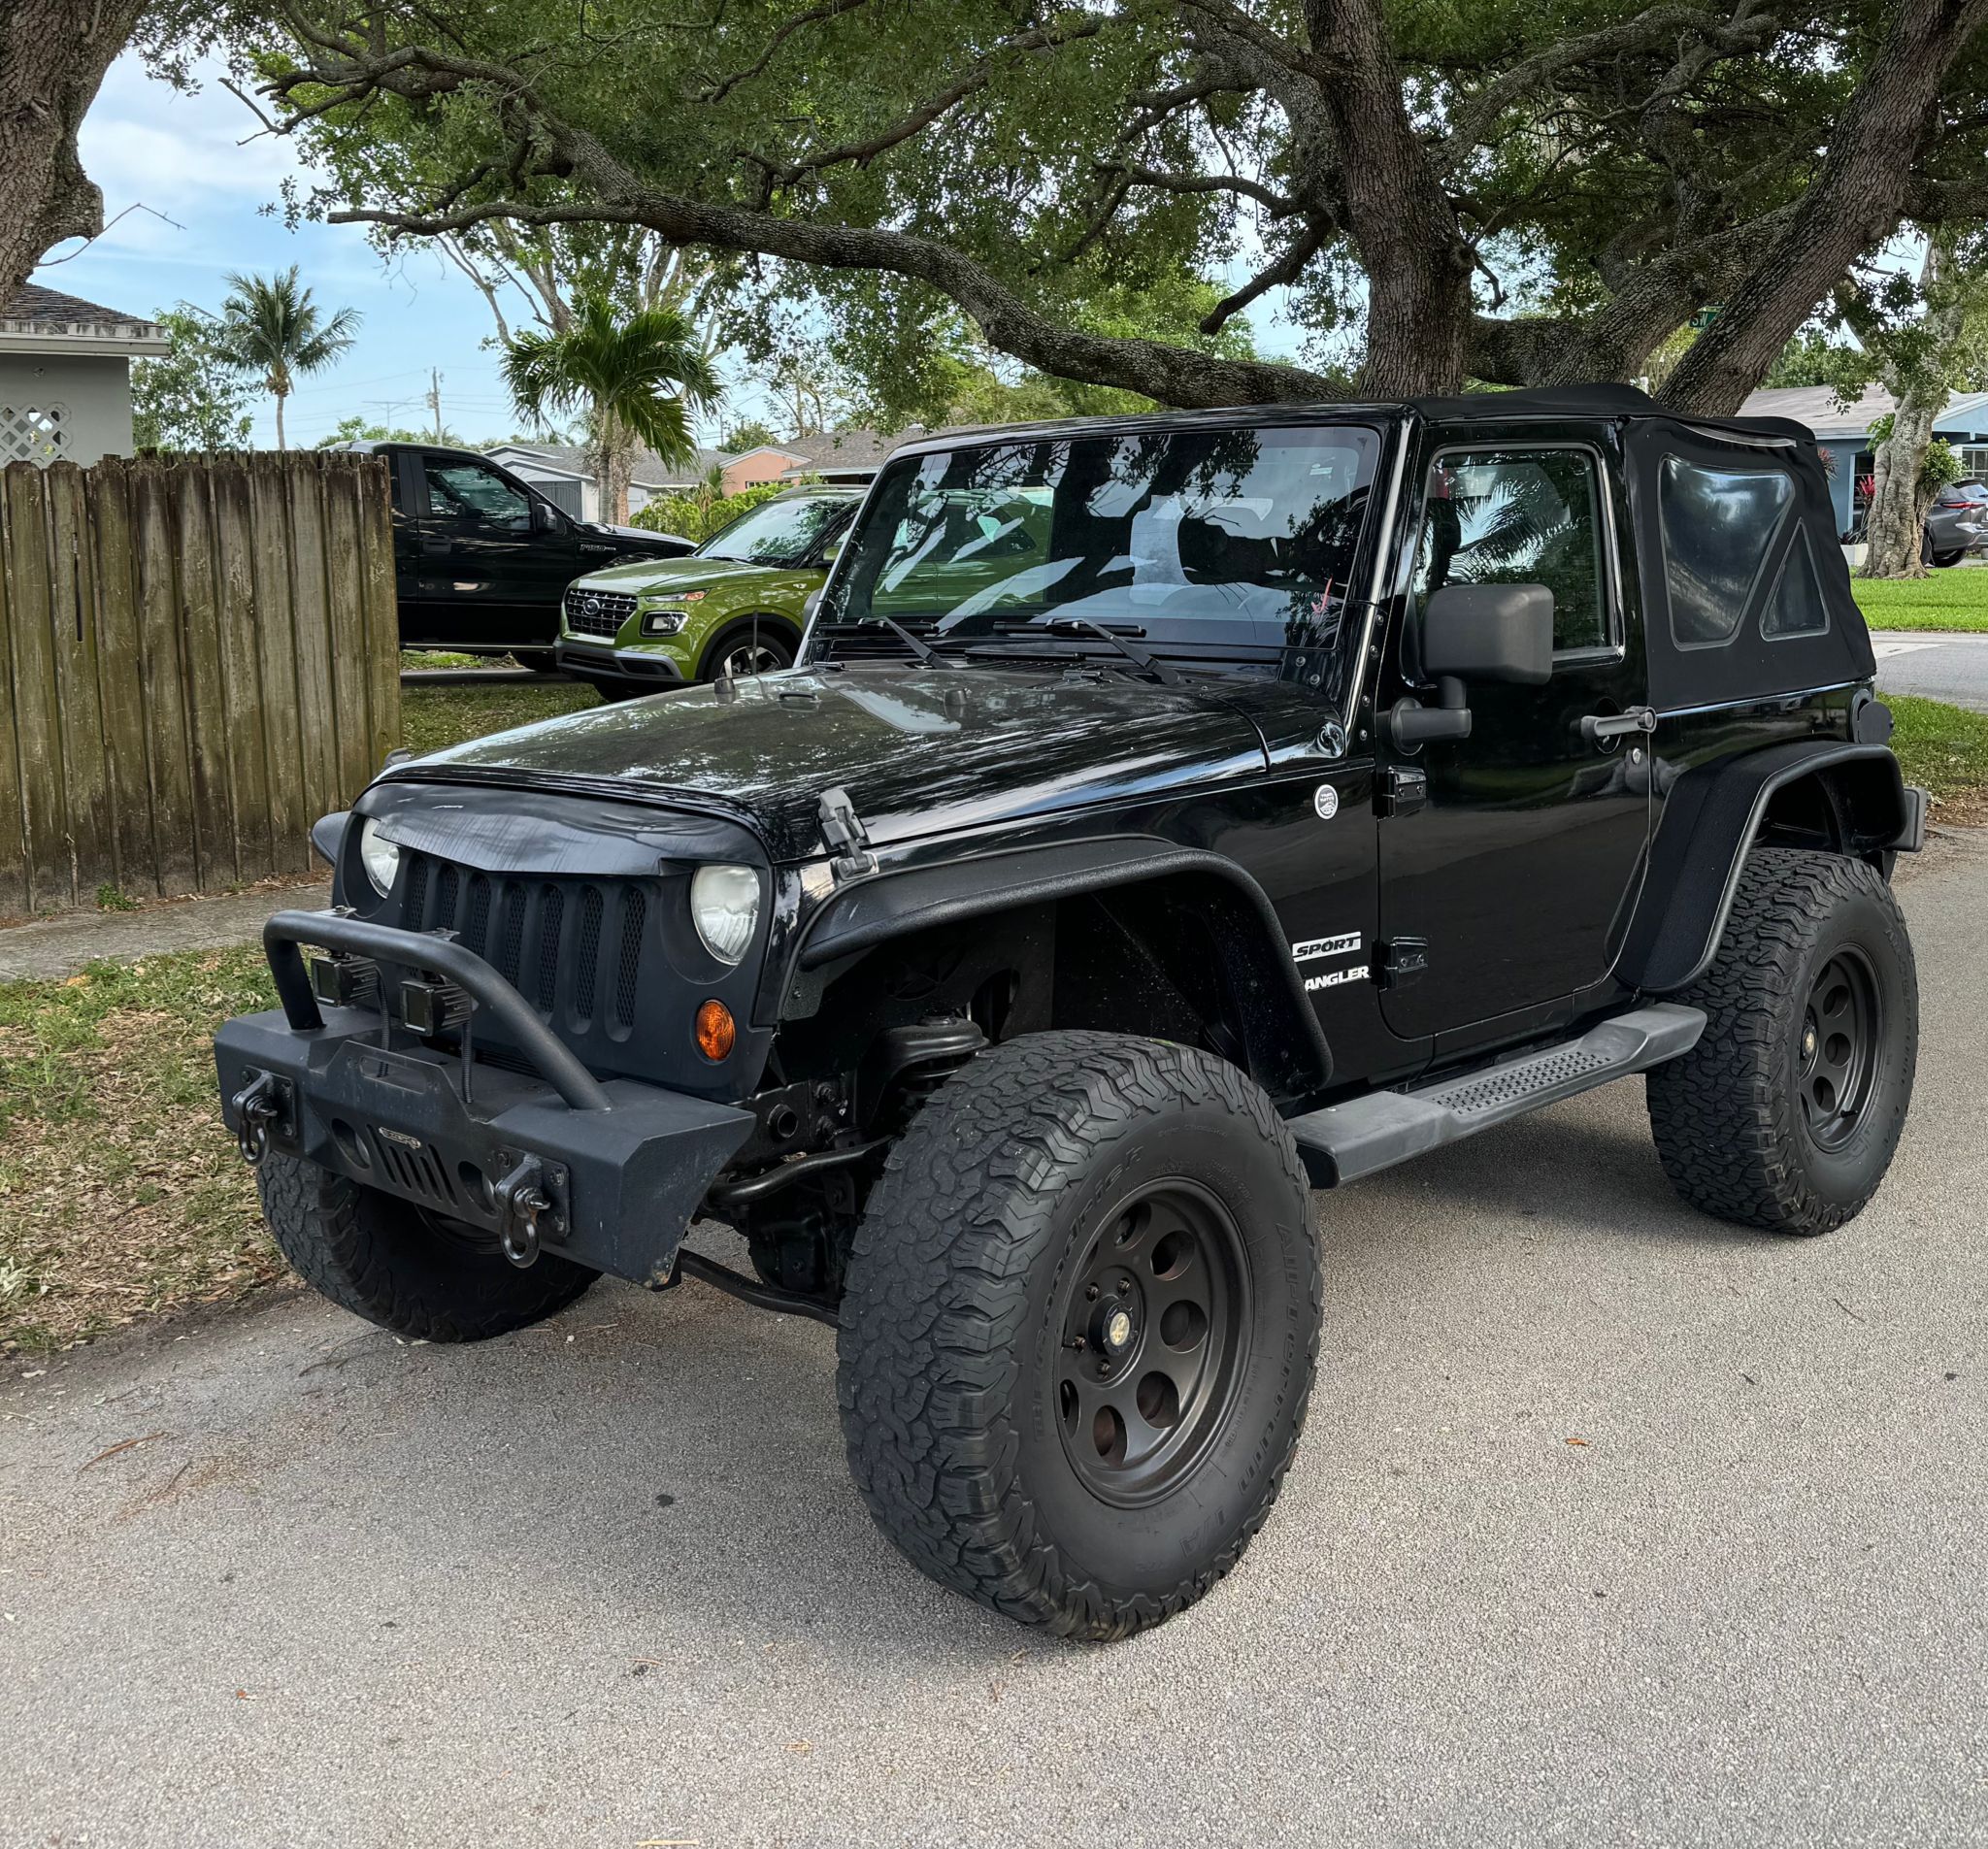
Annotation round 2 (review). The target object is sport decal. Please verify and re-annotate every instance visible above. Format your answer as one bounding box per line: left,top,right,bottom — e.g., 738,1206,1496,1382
1291,933,1362,963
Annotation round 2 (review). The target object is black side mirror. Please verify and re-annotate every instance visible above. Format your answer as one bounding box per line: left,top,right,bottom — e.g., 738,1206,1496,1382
533,499,564,534
1388,582,1555,750
1421,582,1555,685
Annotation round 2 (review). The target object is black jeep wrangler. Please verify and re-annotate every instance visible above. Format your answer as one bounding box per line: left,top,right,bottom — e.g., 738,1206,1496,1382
218,384,1924,1639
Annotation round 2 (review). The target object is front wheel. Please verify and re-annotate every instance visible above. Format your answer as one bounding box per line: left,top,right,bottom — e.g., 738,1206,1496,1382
701,622,796,681
837,1032,1322,1639
1647,848,1917,1235
256,1154,595,1339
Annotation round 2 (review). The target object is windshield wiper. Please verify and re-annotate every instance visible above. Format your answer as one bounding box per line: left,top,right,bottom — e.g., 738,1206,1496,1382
988,618,1183,687
818,616,952,667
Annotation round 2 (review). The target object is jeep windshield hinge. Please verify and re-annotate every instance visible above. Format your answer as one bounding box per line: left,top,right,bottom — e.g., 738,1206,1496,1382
818,785,878,880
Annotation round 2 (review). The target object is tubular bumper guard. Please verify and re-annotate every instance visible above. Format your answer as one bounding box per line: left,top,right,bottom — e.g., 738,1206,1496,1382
215,910,753,1285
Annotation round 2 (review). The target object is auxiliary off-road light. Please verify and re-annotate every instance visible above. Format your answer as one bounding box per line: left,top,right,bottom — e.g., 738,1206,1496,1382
695,999,736,1062
308,953,381,1009
401,975,473,1036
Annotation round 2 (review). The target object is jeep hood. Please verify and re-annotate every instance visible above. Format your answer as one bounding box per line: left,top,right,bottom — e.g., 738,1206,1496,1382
573,554,798,594
400,665,1268,860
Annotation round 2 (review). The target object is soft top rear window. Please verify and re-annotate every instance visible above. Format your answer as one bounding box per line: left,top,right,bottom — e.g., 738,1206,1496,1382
1658,457,1796,647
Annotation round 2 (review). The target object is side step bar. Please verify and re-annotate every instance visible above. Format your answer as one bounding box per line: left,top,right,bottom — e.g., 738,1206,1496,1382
1288,1004,1706,1187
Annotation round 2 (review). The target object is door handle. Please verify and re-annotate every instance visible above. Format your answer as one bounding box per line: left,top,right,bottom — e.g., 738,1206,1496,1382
1580,706,1656,746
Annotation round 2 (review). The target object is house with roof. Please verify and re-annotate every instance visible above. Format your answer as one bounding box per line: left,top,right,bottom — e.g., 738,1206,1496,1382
1738,385,1988,537
0,283,169,466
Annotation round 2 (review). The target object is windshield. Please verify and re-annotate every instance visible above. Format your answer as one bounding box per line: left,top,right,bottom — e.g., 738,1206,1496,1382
822,424,1380,667
696,494,850,566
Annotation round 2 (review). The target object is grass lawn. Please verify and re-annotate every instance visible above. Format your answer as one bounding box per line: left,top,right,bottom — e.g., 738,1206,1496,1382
0,948,284,1356
401,680,600,755
1890,693,1988,826
1850,572,1988,633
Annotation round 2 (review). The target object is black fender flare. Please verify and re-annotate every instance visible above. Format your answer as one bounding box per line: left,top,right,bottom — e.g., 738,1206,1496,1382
767,836,1333,1097
1618,740,1921,994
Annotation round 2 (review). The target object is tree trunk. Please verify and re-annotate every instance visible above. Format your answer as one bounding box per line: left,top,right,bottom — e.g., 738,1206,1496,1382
0,0,147,305
1861,403,1940,578
274,391,287,451
591,417,634,524
1659,0,1988,416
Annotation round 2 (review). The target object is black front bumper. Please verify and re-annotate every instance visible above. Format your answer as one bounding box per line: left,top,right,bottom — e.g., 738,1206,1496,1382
215,911,753,1287
554,638,686,687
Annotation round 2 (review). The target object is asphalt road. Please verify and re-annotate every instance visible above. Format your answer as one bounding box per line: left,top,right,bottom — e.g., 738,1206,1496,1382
4,833,1984,1849
1873,630,1988,711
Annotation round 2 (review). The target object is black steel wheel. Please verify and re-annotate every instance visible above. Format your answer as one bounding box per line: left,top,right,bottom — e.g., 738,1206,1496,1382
1053,1181,1249,1506
1798,947,1882,1151
838,1031,1321,1639
1649,848,1917,1235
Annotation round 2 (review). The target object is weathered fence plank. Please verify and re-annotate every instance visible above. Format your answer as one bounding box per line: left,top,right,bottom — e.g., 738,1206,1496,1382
0,451,397,908
87,460,158,898
5,463,70,908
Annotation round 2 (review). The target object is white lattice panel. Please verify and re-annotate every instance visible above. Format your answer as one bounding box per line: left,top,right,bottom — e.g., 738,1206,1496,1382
0,402,67,464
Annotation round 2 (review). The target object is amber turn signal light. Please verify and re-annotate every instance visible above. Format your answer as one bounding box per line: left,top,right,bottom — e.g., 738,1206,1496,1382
694,998,736,1062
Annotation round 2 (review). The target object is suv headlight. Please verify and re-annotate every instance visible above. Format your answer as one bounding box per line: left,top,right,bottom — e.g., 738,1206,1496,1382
641,610,687,636
690,864,760,964
356,817,400,896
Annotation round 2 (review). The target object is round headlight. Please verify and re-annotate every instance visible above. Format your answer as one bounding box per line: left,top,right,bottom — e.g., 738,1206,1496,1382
356,817,401,897
690,863,760,965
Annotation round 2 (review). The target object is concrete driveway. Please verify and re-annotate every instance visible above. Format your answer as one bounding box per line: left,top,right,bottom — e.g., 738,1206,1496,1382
1874,630,1988,711
3,834,1983,1849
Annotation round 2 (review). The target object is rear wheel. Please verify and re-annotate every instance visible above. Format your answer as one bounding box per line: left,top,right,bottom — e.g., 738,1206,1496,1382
510,648,565,676
256,1153,595,1340
1933,548,1966,568
701,621,796,681
1646,848,1917,1235
837,1032,1321,1639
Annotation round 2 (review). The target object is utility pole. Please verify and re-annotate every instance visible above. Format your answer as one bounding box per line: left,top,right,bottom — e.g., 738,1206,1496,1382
426,369,445,442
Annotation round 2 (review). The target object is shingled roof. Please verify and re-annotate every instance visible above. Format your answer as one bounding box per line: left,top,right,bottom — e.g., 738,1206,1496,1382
0,283,167,353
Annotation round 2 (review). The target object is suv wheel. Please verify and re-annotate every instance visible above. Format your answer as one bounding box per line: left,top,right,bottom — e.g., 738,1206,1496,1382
837,1032,1321,1638
1647,848,1917,1235
704,623,795,681
256,1153,595,1339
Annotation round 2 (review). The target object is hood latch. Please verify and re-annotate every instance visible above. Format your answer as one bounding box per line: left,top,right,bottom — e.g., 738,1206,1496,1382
818,785,878,881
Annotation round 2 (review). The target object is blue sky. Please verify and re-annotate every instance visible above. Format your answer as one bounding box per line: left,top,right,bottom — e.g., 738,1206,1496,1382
41,50,1303,452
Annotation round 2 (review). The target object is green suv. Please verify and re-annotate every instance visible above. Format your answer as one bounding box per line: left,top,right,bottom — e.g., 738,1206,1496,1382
554,487,860,697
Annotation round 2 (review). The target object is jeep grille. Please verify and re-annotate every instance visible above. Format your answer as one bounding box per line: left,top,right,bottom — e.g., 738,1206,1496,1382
397,851,652,1045
564,587,638,638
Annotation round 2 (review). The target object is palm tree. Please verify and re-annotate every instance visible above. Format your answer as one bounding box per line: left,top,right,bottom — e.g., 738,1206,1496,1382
502,296,721,523
214,267,361,450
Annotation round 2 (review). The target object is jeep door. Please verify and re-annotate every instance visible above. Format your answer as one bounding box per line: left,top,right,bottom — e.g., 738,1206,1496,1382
404,451,577,650
1375,433,1652,1041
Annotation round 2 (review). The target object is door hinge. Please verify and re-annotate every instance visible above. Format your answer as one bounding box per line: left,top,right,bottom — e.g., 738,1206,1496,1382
1374,937,1430,989
1375,767,1428,818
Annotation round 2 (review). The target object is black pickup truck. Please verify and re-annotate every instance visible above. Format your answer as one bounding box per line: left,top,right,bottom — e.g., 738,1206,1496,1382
230,385,1923,1640
336,440,692,664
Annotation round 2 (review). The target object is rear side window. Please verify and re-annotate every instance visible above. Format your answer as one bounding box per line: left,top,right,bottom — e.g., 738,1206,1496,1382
1658,459,1795,646
1411,447,1609,652
1760,530,1829,639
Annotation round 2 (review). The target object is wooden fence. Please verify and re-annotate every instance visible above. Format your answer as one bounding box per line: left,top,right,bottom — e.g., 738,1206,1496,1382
0,451,400,917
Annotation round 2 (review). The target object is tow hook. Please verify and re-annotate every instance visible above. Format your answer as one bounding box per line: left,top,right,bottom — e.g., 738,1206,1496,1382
492,1153,561,1269
230,1071,290,1167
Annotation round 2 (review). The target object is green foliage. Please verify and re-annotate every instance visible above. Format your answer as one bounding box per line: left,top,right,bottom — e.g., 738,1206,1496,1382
314,414,446,447
632,479,791,544
502,295,718,468
213,265,360,446
719,418,780,453
1766,329,1871,394
131,308,253,452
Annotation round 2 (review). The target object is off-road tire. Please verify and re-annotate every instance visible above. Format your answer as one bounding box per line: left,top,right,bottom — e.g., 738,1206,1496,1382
1647,847,1917,1235
837,1032,1321,1640
256,1152,595,1339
